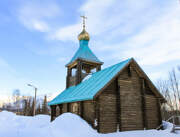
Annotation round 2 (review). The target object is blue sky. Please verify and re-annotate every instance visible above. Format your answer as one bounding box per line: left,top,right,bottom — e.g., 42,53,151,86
0,0,180,97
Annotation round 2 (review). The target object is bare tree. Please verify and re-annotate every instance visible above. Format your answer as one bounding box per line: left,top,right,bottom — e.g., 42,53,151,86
157,67,180,119
169,69,180,113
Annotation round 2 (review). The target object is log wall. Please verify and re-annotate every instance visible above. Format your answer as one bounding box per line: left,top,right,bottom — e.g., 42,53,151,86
145,95,159,129
83,100,95,127
62,103,68,113
98,81,117,133
118,68,143,131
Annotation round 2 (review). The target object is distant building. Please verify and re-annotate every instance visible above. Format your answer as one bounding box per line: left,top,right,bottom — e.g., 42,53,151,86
48,17,166,133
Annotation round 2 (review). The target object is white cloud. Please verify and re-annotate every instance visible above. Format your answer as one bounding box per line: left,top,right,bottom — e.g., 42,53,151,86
31,20,49,32
119,6,180,66
18,1,60,32
50,23,81,42
87,1,180,67
50,0,116,41
51,0,155,42
15,0,180,83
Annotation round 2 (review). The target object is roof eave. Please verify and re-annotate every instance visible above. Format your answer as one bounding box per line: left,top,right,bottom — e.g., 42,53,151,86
65,58,104,67
48,97,93,106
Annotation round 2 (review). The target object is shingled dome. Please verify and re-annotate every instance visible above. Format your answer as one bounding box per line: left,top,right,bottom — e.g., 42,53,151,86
66,40,103,66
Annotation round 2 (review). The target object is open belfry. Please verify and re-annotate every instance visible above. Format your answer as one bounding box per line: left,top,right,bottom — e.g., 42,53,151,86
48,16,166,133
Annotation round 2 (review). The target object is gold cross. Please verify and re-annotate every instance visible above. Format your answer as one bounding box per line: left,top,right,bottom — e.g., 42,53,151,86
80,15,87,30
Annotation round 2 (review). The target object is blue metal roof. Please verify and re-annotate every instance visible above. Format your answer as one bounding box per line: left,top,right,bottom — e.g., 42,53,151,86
66,40,103,66
48,58,132,106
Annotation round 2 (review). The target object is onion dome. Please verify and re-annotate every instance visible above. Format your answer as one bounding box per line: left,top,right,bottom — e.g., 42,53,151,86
78,29,90,41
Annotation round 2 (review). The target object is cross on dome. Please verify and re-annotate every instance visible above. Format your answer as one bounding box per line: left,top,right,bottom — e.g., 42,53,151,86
78,15,90,41
80,15,87,30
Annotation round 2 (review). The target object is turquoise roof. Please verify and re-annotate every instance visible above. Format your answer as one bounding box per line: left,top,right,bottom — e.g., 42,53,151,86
48,58,132,106
66,40,103,66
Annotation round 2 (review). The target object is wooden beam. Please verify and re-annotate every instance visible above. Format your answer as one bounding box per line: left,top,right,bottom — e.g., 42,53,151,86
128,65,132,77
50,105,53,122
116,78,121,131
96,65,101,72
94,97,100,132
140,78,147,129
80,101,84,118
50,105,57,122
67,61,78,69
76,60,82,85
67,103,70,112
66,68,72,89
157,98,162,128
66,58,103,68
58,104,62,115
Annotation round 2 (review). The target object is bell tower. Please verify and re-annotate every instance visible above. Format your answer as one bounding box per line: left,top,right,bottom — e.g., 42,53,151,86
66,16,103,88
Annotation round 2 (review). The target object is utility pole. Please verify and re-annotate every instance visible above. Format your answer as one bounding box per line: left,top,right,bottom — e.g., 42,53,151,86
27,84,37,116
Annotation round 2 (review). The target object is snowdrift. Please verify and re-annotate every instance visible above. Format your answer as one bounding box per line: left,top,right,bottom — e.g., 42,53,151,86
0,111,179,137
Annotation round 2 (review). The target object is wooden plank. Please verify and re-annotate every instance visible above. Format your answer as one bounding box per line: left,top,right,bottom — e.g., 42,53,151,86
80,101,84,118
140,78,147,129
157,98,162,127
96,65,101,72
98,81,117,133
67,103,70,112
119,68,143,131
76,60,82,85
116,78,121,131
50,105,56,122
97,97,100,132
127,65,132,77
58,104,62,115
145,95,159,129
66,68,72,88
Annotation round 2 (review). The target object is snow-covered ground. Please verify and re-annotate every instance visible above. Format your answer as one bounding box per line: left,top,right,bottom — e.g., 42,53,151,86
0,111,179,137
